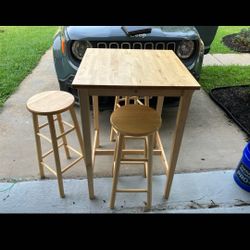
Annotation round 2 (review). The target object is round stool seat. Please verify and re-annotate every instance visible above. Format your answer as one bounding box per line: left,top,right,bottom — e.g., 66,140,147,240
26,91,74,115
110,104,162,136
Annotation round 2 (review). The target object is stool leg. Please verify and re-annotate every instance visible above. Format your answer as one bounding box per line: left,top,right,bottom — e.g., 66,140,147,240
121,137,126,159
146,134,154,210
125,96,129,105
69,106,85,158
144,96,150,106
110,134,124,209
48,115,65,198
32,113,45,179
112,137,119,177
57,113,71,159
144,137,148,178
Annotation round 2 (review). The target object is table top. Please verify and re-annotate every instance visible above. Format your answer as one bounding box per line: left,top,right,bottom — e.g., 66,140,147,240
72,48,200,90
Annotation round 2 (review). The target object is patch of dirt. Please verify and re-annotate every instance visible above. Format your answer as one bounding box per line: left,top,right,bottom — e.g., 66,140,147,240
222,33,250,53
209,85,250,138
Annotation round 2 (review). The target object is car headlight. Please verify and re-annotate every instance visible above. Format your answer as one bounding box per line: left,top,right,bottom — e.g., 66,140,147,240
176,40,195,59
71,40,92,60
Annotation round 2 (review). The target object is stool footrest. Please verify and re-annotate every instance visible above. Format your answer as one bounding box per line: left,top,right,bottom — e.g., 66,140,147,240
156,131,169,173
136,99,144,105
56,127,75,140
41,162,57,176
124,136,146,140
41,155,84,175
116,189,147,193
39,117,58,129
121,158,148,162
61,156,84,173
42,142,64,158
66,145,82,157
38,128,77,145
37,133,52,143
38,118,73,130
94,148,162,155
120,160,146,164
62,120,74,129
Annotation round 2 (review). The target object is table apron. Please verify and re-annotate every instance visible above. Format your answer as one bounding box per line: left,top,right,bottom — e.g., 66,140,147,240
77,88,188,97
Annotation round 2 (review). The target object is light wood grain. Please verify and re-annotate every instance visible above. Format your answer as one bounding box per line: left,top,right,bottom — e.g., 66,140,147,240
79,89,95,199
57,113,71,159
27,91,92,199
47,114,65,198
73,48,200,203
146,134,153,210
110,95,149,141
110,104,160,210
73,49,200,90
32,113,45,178
164,91,194,199
110,134,124,209
26,91,74,115
110,104,162,136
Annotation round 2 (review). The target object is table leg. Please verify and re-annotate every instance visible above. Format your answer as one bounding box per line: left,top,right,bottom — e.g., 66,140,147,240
79,90,95,199
92,96,100,167
92,96,100,147
164,91,194,199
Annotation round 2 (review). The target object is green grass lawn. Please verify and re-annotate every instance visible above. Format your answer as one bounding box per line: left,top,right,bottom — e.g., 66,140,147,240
209,26,250,54
201,27,250,92
0,26,249,107
0,26,58,107
200,66,250,92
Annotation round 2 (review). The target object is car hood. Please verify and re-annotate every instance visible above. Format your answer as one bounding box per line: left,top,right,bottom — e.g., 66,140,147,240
65,26,199,41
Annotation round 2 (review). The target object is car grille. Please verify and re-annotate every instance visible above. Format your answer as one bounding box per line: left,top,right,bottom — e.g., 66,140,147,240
93,41,176,52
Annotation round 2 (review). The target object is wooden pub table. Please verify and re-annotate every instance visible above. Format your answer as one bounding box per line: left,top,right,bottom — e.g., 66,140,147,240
72,48,200,200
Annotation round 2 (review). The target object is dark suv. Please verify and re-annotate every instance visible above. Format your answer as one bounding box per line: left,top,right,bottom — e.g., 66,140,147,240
53,26,218,103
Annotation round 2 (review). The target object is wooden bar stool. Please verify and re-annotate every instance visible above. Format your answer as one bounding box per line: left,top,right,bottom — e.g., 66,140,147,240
110,96,150,142
110,96,151,177
110,104,162,210
26,91,85,198
108,96,168,178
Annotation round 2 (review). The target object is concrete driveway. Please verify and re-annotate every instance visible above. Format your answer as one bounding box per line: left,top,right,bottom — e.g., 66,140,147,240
0,49,247,181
